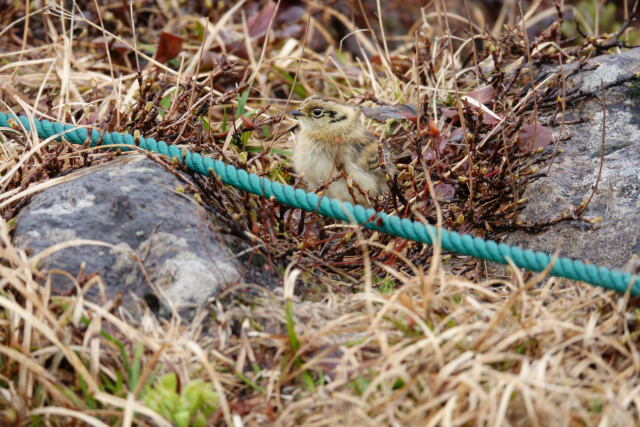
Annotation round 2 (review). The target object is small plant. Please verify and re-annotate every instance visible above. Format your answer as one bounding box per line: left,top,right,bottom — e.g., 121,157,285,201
143,373,218,427
374,275,396,293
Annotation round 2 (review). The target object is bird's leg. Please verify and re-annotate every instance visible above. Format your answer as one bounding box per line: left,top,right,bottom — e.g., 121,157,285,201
340,170,370,204
313,165,369,204
313,171,345,195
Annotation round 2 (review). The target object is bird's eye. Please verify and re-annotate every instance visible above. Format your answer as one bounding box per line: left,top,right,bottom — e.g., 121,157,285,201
311,108,323,118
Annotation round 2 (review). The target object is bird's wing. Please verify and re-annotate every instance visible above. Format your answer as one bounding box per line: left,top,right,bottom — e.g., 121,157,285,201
349,131,384,174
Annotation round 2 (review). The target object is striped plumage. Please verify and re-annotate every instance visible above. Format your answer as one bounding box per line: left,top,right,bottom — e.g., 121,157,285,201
290,96,388,206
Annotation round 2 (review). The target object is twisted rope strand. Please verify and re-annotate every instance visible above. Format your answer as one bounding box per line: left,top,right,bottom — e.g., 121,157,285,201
1,112,637,295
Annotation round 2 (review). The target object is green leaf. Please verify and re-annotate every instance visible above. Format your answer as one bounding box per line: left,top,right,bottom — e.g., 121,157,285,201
243,145,292,156
130,342,143,390
237,90,250,116
194,21,205,41
272,66,308,98
241,131,250,146
301,371,315,391
138,43,157,55
59,385,86,409
261,124,272,138
144,374,218,427
174,410,191,427
222,107,228,132
350,375,371,395
158,93,173,115
193,412,208,427
285,300,299,352
77,375,98,409
200,116,211,130
384,316,421,337
158,373,177,391
374,275,396,293
335,50,347,64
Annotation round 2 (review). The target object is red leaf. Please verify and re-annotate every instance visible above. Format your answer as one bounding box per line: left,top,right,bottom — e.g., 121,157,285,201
485,168,501,178
360,104,417,121
198,51,225,72
447,127,464,143
248,2,278,38
241,116,255,130
434,182,456,201
467,85,496,104
155,32,184,63
440,107,458,119
423,149,436,161
278,5,305,23
482,112,502,126
518,124,554,151
427,120,440,137
423,134,451,161
370,55,412,72
110,42,130,56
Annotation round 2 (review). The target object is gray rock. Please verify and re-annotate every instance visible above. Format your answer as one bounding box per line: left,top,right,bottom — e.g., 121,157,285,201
505,49,640,270
14,156,243,314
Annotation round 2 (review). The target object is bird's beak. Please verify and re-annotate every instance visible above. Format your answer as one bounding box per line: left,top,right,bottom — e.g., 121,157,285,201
289,109,303,117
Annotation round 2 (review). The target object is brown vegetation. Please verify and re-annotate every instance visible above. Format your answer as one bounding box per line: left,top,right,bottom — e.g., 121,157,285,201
0,0,639,425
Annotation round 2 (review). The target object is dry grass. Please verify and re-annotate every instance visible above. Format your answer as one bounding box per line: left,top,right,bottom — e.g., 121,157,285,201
1,0,639,425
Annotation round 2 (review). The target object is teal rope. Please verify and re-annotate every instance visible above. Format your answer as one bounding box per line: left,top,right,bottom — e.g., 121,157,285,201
2,112,638,295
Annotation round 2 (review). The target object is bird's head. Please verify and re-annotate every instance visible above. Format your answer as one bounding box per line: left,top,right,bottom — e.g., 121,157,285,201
290,96,362,139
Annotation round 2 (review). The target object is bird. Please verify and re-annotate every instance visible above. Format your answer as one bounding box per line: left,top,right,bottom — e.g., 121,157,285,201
289,96,389,206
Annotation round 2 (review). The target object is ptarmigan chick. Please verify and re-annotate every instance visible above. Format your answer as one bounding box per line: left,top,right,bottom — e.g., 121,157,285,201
290,96,388,206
